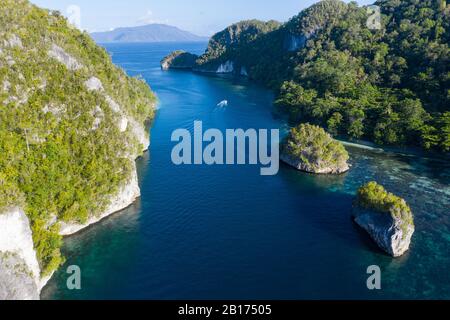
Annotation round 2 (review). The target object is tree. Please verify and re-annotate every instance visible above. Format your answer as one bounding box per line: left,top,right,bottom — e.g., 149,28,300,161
438,112,450,151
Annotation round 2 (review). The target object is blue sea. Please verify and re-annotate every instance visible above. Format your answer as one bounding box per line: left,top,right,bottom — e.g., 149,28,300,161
42,42,450,300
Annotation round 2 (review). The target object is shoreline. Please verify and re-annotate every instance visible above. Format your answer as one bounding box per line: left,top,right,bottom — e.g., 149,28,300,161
338,138,450,162
280,153,350,175
162,65,449,163
58,162,141,237
38,145,150,298
38,161,142,298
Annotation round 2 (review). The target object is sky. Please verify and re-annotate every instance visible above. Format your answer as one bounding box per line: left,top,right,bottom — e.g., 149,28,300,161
30,0,375,36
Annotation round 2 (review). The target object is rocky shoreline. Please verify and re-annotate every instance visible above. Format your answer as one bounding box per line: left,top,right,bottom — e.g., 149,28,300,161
0,116,150,300
280,153,350,175
352,206,415,257
0,154,146,300
59,162,142,236
280,124,350,175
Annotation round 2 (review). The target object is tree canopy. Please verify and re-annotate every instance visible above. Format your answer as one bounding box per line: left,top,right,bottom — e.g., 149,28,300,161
191,0,450,152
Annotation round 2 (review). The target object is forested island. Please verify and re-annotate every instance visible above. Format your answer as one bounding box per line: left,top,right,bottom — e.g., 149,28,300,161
162,0,450,153
281,124,350,174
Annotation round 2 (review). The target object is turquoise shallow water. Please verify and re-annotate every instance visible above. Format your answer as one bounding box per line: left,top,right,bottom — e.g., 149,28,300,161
42,42,450,300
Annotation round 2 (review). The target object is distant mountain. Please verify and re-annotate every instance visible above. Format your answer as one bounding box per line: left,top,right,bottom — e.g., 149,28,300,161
91,24,208,43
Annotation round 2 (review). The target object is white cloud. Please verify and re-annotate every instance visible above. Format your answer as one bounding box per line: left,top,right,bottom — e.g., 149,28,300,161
136,9,169,25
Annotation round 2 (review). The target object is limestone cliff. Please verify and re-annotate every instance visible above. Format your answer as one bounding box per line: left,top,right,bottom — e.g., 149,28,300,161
352,182,415,257
353,207,415,257
0,209,40,300
59,163,141,236
0,0,155,299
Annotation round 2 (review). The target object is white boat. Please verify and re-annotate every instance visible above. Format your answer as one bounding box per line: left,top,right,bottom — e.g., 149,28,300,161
217,100,228,108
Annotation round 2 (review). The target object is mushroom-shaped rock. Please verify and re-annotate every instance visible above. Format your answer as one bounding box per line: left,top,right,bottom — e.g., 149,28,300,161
280,123,350,174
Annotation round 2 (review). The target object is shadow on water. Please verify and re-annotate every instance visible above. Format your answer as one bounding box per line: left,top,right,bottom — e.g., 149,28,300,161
41,198,143,300
278,162,387,257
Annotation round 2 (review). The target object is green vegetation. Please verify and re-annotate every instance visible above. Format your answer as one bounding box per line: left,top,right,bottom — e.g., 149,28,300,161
356,182,414,233
192,0,450,152
161,50,198,69
282,123,349,173
196,19,282,72
0,0,155,275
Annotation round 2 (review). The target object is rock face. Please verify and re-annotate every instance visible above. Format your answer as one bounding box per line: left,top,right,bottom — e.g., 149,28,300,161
0,252,39,300
0,209,40,300
353,207,415,257
280,124,350,174
48,44,82,71
280,153,349,174
352,182,415,257
59,163,141,236
82,76,150,152
216,60,234,73
130,118,150,152
161,50,242,77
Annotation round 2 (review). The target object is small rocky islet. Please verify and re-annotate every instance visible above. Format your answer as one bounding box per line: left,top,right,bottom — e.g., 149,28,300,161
279,124,414,257
353,182,415,257
280,123,350,175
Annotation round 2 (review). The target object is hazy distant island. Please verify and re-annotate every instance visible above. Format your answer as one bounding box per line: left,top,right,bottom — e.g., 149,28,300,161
91,24,208,43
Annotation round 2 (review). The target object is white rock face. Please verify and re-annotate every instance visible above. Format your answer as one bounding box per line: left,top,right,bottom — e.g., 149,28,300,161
59,162,141,236
105,95,121,113
42,104,65,117
4,35,23,49
91,105,104,131
85,77,104,92
103,96,148,150
82,78,147,148
0,252,39,300
0,208,41,300
280,153,350,175
353,207,414,257
2,80,11,91
118,117,128,132
48,44,82,71
92,117,102,130
129,118,150,152
216,60,234,73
